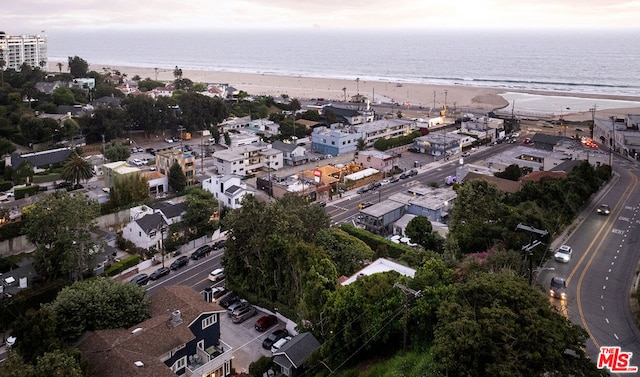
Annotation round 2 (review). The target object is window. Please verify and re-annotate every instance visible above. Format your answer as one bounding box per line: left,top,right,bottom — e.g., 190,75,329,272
202,314,217,329
173,356,186,372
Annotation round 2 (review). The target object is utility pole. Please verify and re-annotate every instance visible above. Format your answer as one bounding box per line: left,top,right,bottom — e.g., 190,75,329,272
516,223,548,285
589,104,597,139
393,282,421,350
610,116,615,167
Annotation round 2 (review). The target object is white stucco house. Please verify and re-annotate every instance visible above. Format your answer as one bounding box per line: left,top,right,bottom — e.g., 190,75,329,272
202,174,254,209
122,212,168,250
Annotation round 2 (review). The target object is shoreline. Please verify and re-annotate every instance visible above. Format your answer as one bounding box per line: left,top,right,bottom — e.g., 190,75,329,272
50,62,640,122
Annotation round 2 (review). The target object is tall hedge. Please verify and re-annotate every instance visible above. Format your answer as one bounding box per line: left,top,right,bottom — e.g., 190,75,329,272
14,185,40,199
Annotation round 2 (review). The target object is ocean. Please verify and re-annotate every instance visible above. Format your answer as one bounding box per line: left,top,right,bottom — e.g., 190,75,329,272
46,28,640,102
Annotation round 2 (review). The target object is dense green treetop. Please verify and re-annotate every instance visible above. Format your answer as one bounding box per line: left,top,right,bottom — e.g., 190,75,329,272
168,161,187,192
433,272,603,377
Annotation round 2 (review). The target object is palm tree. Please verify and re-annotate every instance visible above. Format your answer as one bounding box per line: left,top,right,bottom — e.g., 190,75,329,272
62,153,93,188
56,62,63,73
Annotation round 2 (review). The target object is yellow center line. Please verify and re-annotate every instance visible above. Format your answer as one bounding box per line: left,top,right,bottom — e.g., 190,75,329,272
572,170,638,352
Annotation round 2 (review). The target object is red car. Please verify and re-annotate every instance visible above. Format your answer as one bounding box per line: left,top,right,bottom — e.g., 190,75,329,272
255,314,278,332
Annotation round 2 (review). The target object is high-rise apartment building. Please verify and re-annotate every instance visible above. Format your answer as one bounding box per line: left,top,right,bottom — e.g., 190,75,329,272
0,31,47,71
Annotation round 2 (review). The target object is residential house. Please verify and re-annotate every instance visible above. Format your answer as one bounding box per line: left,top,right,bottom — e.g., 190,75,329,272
78,285,233,377
272,332,321,377
413,131,464,157
218,116,252,132
122,212,168,250
152,201,187,225
226,130,261,148
353,118,417,147
355,150,397,174
72,78,96,90
142,170,169,195
341,258,416,286
94,96,122,108
272,140,308,166
35,81,63,95
322,105,367,125
248,119,280,136
7,147,72,172
202,174,253,209
156,149,197,186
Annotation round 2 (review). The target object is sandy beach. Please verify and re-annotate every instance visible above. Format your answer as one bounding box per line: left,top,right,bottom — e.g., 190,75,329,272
52,62,640,121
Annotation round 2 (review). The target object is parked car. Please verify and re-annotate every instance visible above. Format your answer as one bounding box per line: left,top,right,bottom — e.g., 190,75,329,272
379,179,390,186
191,244,212,260
231,306,258,324
218,292,238,308
597,204,610,215
170,256,189,270
255,314,278,332
315,201,327,207
554,245,573,263
399,172,410,179
165,138,174,143
262,329,289,349
227,299,249,315
208,268,225,282
461,151,471,157
357,187,369,194
407,169,418,177
211,286,227,302
145,148,155,154
212,239,227,250
149,267,170,281
271,336,292,353
130,273,149,286
550,277,567,299
388,176,400,183
367,181,381,190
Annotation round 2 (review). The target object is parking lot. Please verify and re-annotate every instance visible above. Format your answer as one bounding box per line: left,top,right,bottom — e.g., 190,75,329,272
214,288,291,373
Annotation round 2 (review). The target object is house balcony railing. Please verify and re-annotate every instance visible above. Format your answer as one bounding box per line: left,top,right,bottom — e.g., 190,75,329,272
184,339,233,377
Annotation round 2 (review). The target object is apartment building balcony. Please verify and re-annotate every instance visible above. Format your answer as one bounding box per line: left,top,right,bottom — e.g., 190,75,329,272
184,339,233,377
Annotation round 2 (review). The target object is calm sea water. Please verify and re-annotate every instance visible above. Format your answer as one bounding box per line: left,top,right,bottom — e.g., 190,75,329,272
46,29,640,98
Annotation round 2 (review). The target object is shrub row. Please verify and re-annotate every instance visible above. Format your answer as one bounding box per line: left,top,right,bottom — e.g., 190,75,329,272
102,254,140,277
0,181,13,192
14,185,40,199
339,223,410,259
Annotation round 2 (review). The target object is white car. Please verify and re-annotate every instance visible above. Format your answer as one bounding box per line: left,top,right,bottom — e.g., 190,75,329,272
554,245,573,263
379,179,390,186
165,138,174,143
271,336,292,353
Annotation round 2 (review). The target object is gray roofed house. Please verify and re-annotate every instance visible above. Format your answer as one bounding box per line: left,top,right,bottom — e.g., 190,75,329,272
94,96,122,108
530,133,566,151
272,141,308,166
152,201,187,224
123,212,168,250
34,81,63,95
273,332,321,377
322,105,364,125
9,147,73,169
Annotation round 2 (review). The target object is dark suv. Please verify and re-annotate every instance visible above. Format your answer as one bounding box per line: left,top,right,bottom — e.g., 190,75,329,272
191,245,212,260
170,256,189,270
130,273,149,286
550,277,567,299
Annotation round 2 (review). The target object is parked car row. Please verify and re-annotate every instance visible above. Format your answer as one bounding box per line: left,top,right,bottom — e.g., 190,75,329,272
399,169,418,179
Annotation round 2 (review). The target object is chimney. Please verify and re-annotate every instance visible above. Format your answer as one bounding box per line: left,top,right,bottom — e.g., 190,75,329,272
170,309,183,327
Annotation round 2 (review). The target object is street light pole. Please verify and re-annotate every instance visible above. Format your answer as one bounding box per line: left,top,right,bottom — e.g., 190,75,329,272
160,225,167,269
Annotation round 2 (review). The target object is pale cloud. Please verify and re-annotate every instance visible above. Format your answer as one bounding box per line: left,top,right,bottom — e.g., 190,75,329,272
2,0,639,33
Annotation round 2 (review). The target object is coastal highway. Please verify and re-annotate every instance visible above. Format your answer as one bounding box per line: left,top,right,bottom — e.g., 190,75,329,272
538,155,640,370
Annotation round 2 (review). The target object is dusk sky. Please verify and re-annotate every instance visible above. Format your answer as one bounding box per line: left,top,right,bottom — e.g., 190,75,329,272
3,0,639,33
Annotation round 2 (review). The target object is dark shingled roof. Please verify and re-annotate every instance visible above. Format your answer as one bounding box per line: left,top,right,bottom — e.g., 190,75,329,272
152,201,187,220
77,286,225,377
10,147,72,168
273,332,321,369
134,213,168,236
272,140,299,153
